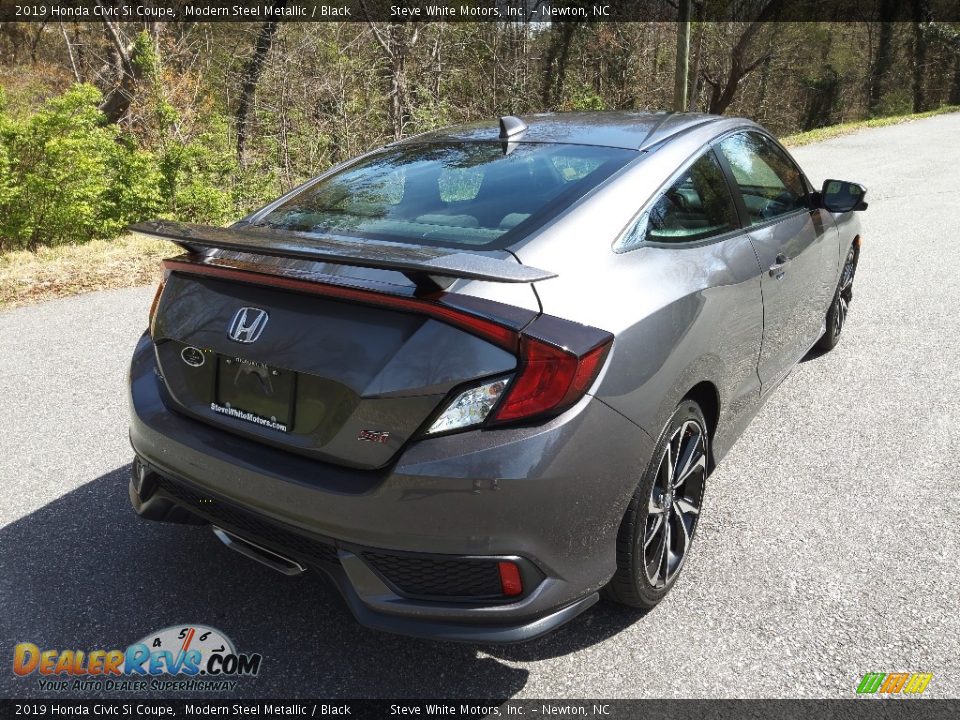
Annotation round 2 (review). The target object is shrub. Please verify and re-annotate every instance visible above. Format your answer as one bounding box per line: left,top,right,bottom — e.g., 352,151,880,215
0,83,272,252
156,113,255,225
0,84,165,251
1,84,109,249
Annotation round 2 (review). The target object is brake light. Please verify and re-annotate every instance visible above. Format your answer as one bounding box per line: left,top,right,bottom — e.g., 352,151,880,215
493,335,611,423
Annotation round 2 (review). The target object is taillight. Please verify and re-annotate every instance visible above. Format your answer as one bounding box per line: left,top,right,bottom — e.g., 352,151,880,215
492,335,611,423
427,318,612,433
148,276,167,337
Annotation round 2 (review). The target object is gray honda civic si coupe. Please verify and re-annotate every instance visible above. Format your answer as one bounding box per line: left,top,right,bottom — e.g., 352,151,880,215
128,111,866,642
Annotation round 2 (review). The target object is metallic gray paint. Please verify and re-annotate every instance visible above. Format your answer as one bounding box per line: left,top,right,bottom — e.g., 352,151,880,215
130,331,651,636
128,111,862,641
497,114,859,459
394,111,720,151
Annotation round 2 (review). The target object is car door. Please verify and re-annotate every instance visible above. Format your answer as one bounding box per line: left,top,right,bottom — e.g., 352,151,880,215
602,147,765,455
715,131,830,391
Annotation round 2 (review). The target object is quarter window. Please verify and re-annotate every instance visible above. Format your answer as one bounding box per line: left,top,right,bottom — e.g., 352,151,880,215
716,132,808,225
617,150,738,250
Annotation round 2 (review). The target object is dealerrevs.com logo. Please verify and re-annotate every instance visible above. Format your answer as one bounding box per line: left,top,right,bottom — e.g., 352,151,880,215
13,625,262,692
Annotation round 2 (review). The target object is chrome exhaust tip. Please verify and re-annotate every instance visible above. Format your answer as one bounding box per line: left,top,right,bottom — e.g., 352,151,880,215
212,526,306,576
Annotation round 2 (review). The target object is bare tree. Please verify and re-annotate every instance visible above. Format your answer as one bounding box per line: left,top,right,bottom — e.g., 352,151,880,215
59,22,81,83
912,0,932,112
868,13,896,115
236,4,285,164
361,9,421,140
952,53,960,104
541,22,578,109
98,13,144,123
699,0,785,115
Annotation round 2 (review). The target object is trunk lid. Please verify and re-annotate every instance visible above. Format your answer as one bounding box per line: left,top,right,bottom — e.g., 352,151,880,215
151,267,531,469
135,220,554,469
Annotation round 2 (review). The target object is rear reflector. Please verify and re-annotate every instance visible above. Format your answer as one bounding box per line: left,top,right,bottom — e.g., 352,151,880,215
498,561,523,597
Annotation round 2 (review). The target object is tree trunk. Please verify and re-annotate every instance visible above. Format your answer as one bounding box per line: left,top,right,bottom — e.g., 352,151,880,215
868,2,897,115
98,18,141,124
541,23,577,109
60,22,81,82
673,0,691,112
912,0,930,113
361,11,420,142
756,53,772,119
236,8,284,165
688,23,705,111
950,54,960,105
387,23,410,140
802,66,840,130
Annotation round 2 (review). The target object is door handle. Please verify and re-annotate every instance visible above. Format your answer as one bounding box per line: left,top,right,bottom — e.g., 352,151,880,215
769,253,790,279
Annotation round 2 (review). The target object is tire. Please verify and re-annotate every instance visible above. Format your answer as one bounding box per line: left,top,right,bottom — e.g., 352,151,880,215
816,243,858,352
604,400,709,609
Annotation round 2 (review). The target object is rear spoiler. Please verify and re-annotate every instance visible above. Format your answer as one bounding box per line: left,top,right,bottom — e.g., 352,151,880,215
129,220,556,293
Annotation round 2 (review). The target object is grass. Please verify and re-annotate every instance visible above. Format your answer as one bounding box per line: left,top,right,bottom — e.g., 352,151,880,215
2,105,958,312
0,234,176,311
782,105,960,146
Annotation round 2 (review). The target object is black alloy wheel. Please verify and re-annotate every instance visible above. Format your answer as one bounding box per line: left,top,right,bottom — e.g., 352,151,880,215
817,243,858,352
605,400,709,609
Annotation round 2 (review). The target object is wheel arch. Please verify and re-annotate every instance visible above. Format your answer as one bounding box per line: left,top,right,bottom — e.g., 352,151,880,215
681,380,720,469
851,233,862,264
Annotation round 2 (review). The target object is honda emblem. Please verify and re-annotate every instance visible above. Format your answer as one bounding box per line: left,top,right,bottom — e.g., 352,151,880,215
227,307,269,344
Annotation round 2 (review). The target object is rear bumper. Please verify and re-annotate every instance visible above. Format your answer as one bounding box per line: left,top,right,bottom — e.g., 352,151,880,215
129,467,599,643
128,332,652,642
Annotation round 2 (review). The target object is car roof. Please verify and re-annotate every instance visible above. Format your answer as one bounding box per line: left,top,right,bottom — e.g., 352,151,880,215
393,111,726,152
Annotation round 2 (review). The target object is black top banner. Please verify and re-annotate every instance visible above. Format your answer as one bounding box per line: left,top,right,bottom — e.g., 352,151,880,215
2,0,960,23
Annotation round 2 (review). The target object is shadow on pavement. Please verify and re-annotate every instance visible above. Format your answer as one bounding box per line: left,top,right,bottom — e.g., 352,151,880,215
481,602,647,664
798,345,829,363
0,465,643,698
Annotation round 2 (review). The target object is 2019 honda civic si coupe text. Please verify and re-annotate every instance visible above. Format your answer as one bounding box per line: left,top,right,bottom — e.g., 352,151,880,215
128,112,865,642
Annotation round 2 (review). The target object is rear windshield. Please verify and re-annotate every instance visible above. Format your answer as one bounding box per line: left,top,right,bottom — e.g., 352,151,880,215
254,142,636,249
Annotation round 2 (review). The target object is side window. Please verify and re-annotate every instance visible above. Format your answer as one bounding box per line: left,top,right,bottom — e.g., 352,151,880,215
616,150,738,251
716,132,808,225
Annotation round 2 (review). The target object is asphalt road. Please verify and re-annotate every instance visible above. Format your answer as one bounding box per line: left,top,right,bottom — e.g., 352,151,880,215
1,115,959,700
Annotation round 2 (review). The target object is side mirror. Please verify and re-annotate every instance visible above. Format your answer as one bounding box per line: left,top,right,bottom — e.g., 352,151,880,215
819,179,868,213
